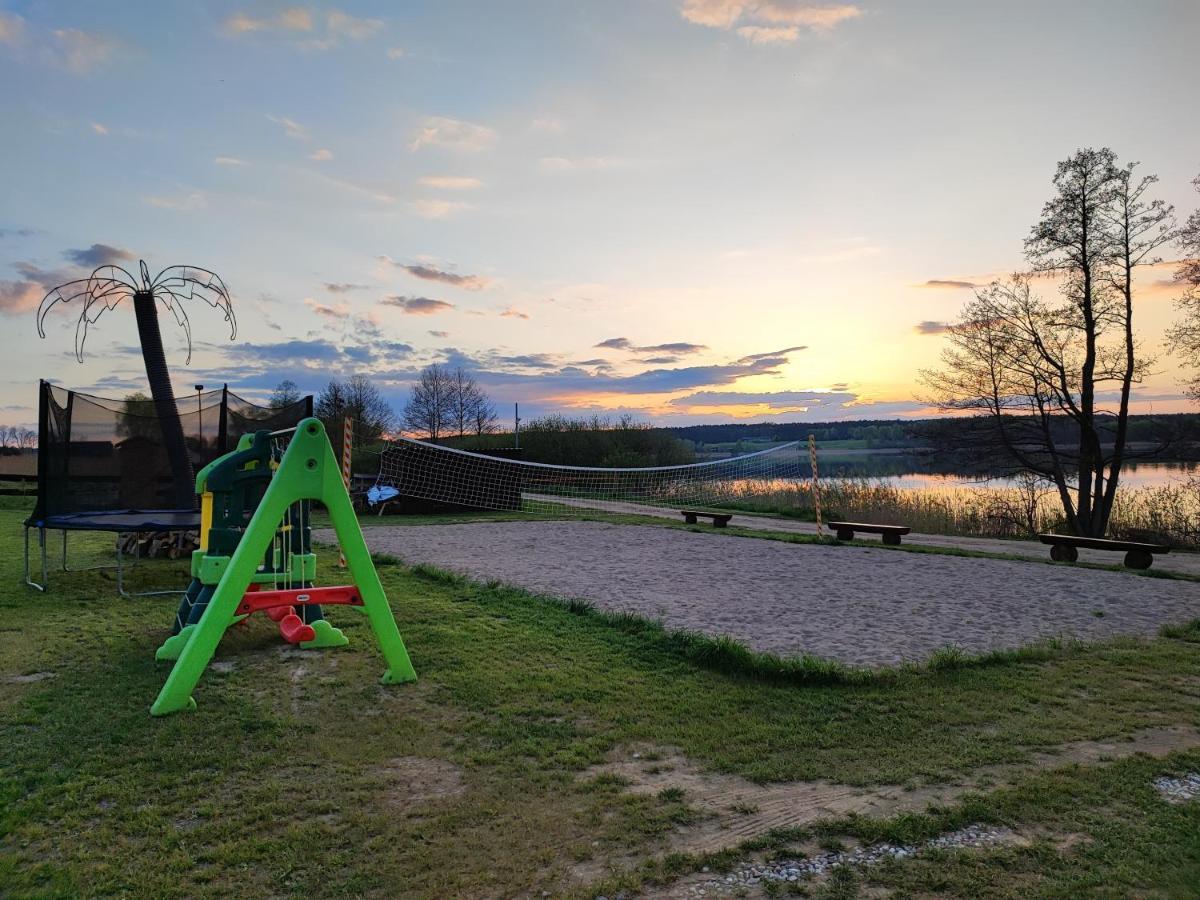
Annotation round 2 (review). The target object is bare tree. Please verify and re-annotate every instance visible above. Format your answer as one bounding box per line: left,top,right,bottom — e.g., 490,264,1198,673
922,148,1175,537
470,391,499,435
269,379,301,408
403,364,453,441
1167,174,1200,397
444,366,499,437
448,367,473,438
317,375,394,442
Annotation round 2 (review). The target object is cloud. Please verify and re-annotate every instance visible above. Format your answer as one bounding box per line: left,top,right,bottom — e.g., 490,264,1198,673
0,12,26,44
91,122,108,135
304,298,351,319
386,46,405,59
0,228,35,238
595,337,632,350
267,114,307,140
144,190,206,211
63,244,134,267
51,28,117,73
409,117,497,153
214,155,249,166
409,198,470,219
303,170,396,204
595,337,708,354
914,320,952,335
324,282,368,293
382,260,491,291
642,342,708,354
0,260,76,315
668,389,926,419
309,148,333,161
0,16,117,73
417,175,482,190
920,279,979,290
428,330,449,338
680,1,862,38
326,10,383,39
499,307,530,319
637,356,679,364
531,117,566,135
381,295,455,315
539,156,622,173
736,25,800,43
735,345,807,363
226,8,382,50
223,8,314,35
0,278,43,314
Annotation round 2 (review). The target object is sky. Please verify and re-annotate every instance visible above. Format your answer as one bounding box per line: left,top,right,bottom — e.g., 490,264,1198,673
1,0,1198,433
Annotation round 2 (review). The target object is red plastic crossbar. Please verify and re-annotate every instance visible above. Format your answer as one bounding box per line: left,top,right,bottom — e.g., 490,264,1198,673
235,585,363,616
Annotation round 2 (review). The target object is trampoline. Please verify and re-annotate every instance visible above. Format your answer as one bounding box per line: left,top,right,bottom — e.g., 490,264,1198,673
24,381,312,594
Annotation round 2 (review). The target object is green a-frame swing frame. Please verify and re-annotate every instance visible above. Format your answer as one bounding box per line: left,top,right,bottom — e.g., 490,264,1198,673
151,418,416,716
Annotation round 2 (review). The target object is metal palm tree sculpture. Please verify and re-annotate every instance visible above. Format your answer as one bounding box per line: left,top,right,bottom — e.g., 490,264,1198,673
37,260,236,507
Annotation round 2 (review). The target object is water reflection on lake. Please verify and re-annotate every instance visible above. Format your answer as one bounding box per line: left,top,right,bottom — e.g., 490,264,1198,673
816,454,1200,492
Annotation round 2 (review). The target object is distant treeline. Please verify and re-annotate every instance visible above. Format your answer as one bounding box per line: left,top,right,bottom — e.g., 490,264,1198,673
449,412,1200,469
668,414,1200,454
452,414,694,467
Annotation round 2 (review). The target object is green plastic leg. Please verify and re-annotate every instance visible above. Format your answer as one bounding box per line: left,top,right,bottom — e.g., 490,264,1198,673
151,418,415,716
155,624,197,661
301,618,349,649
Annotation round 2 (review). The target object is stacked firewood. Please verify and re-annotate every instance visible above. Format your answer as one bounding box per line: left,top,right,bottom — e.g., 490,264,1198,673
116,531,201,559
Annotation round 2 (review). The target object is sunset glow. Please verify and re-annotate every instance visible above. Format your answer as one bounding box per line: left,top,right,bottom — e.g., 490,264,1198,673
1,1,1197,428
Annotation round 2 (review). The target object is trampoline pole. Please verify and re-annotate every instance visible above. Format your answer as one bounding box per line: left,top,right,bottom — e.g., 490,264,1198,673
117,539,125,597
23,526,46,592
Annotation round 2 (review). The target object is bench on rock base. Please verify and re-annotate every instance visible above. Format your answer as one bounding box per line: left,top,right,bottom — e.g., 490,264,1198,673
680,510,733,528
1038,533,1170,570
828,521,911,545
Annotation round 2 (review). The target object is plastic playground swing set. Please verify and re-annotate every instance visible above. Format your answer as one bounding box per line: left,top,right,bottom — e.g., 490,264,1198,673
149,416,416,715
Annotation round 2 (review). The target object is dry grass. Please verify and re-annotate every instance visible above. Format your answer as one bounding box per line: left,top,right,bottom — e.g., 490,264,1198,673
720,476,1200,547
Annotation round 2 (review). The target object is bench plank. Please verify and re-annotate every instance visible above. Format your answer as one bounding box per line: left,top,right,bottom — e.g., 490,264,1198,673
827,521,911,545
1037,534,1169,553
680,510,733,528
1037,533,1169,570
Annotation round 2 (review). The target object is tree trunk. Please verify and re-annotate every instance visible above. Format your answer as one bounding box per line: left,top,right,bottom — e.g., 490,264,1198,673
133,290,195,508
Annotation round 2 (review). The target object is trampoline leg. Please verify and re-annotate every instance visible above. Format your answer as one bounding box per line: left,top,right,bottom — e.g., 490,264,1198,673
24,526,46,592
117,539,127,596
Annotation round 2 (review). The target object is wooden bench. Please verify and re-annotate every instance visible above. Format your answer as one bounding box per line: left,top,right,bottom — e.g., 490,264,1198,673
828,521,911,546
680,510,732,528
1037,533,1170,570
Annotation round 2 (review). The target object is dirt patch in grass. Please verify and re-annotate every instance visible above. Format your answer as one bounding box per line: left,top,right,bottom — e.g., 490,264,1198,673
3,671,57,684
585,726,1200,855
374,756,465,807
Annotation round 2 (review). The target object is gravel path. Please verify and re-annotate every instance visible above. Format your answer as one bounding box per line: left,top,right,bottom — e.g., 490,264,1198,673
332,521,1200,667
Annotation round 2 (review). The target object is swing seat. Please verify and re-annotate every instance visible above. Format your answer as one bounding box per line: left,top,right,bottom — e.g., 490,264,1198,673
278,612,316,644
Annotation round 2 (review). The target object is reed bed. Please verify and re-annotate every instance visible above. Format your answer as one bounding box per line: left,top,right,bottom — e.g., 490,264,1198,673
719,476,1200,548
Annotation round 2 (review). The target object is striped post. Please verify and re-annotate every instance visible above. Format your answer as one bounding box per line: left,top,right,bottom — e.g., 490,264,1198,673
339,417,353,567
808,433,823,536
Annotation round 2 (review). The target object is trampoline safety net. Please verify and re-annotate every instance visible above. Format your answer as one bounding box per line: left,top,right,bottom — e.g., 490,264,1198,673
29,381,313,529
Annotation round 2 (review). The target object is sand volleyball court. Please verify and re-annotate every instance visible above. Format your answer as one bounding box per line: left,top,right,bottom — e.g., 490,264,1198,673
339,521,1200,667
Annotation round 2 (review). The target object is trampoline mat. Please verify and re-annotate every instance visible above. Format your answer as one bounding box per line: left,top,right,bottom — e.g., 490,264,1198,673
28,509,201,532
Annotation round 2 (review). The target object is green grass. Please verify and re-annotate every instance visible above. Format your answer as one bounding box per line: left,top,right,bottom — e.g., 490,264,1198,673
3,500,1200,897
